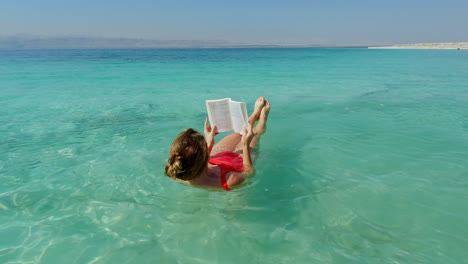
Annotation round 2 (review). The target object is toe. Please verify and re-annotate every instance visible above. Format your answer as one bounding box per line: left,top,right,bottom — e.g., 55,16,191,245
255,97,265,111
257,96,265,105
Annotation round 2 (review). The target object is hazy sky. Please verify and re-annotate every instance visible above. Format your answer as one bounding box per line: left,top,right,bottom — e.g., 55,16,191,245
1,0,468,45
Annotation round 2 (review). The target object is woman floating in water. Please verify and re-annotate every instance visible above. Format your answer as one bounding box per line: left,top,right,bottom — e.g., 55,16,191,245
165,97,270,190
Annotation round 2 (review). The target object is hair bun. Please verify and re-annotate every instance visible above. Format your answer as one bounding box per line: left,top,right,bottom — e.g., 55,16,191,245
165,155,185,178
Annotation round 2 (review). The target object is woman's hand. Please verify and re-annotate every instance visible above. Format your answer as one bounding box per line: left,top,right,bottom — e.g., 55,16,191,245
241,123,254,147
204,118,218,153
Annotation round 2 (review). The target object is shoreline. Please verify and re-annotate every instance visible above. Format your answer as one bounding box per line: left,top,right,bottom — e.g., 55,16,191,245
369,42,468,50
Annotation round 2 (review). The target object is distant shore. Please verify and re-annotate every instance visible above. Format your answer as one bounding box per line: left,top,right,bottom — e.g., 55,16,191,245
369,42,468,50
0,36,362,49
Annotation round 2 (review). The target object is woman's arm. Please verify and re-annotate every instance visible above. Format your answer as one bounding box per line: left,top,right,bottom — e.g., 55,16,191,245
225,125,255,189
224,124,255,189
204,117,218,153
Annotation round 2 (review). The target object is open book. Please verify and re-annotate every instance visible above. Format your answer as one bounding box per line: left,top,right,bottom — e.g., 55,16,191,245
206,98,248,134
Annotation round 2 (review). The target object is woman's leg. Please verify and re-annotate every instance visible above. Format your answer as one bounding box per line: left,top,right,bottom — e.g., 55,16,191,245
211,97,265,155
210,133,241,156
234,99,270,152
249,100,270,148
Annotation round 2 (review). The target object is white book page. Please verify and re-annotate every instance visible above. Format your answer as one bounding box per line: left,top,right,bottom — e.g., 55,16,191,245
206,98,233,133
229,101,248,134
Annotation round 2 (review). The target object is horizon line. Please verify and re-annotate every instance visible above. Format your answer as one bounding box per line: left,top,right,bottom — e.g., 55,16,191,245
0,35,392,49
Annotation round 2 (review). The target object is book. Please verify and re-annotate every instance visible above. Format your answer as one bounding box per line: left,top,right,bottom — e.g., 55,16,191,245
206,98,248,134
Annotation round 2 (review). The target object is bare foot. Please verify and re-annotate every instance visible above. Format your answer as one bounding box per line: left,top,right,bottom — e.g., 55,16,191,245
253,100,270,136
261,100,270,119
248,96,265,125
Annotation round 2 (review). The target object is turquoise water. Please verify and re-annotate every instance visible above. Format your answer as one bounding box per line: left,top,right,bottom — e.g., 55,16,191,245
1,48,467,263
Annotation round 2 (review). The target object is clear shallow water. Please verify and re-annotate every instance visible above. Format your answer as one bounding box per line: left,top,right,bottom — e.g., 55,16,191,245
0,48,467,263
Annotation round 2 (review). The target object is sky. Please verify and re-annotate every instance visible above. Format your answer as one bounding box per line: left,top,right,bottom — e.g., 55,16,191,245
1,0,468,45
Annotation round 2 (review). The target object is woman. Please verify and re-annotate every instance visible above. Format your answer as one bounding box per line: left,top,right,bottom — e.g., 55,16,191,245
165,97,270,190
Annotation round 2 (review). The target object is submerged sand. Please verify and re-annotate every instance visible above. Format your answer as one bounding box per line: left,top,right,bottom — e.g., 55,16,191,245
369,42,468,50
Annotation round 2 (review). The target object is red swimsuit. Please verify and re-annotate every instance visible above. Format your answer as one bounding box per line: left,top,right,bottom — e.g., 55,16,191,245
208,151,244,191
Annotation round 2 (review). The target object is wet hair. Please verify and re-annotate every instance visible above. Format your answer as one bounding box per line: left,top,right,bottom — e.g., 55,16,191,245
165,128,209,180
